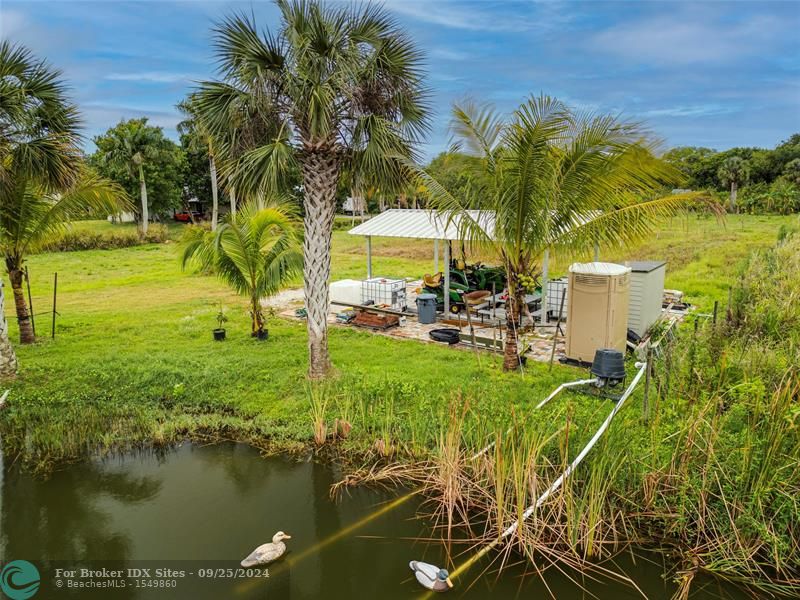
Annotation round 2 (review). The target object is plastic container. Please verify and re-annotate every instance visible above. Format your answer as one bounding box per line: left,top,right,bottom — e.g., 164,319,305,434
416,293,438,324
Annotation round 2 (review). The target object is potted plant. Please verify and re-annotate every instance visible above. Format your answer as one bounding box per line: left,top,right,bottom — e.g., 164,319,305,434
213,303,227,341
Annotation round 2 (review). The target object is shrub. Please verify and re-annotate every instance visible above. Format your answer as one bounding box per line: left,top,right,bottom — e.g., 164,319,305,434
740,180,800,214
39,223,170,252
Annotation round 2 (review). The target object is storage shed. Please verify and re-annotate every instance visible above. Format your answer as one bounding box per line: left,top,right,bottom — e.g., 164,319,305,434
619,260,666,337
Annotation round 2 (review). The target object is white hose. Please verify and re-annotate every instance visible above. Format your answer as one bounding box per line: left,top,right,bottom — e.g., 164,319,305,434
469,376,599,461
535,378,598,409
500,362,647,539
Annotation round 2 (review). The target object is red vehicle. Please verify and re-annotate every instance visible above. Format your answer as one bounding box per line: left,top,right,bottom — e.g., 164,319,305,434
174,211,203,223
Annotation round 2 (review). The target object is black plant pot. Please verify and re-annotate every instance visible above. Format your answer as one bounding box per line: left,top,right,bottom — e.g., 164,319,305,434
253,329,269,341
213,328,226,341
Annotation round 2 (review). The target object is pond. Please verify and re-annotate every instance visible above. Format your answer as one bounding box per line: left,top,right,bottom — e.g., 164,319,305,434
1,443,747,599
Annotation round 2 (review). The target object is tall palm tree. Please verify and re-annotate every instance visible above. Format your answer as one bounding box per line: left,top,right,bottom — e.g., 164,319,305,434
178,97,220,230
0,41,128,350
717,156,750,213
180,201,303,336
98,118,165,234
194,0,429,378
419,96,708,371
0,173,128,344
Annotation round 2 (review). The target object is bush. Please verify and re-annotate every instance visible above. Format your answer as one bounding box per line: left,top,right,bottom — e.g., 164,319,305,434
740,180,800,214
39,224,170,252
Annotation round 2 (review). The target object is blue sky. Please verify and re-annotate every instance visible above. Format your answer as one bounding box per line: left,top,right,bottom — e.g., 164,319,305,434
2,0,798,159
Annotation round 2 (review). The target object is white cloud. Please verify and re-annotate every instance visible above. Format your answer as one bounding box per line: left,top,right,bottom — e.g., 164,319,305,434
388,1,536,32
0,8,26,37
105,72,199,83
430,47,470,61
590,12,786,66
641,104,739,119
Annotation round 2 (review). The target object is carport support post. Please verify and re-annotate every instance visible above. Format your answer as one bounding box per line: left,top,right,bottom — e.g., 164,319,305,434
433,239,439,274
541,249,549,326
444,241,450,316
366,235,373,279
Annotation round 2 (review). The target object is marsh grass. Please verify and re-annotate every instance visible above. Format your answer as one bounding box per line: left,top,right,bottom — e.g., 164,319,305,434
327,239,800,596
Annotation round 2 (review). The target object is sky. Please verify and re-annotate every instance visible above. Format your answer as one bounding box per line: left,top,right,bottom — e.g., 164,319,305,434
2,0,799,159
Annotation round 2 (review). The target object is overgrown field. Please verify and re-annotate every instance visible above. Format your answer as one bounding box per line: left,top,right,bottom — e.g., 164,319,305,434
1,214,798,595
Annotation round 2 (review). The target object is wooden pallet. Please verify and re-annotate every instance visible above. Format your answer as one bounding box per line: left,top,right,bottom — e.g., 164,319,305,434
352,311,400,330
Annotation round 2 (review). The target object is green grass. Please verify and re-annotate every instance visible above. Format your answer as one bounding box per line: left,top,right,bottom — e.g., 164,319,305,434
1,214,797,594
4,214,794,453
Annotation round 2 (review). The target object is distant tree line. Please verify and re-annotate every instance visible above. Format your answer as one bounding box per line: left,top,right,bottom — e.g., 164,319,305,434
663,134,800,214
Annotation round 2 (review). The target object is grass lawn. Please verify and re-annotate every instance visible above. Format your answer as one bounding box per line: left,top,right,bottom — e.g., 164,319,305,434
1,213,797,466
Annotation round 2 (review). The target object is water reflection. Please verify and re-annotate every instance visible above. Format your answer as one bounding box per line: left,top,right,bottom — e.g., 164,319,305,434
0,443,749,599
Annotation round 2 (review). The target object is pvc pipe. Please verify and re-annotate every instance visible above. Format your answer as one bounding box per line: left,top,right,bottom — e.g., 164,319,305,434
470,376,597,461
501,362,647,538
535,378,598,409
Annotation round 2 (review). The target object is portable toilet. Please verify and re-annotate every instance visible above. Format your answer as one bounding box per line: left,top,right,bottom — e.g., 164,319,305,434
565,262,631,363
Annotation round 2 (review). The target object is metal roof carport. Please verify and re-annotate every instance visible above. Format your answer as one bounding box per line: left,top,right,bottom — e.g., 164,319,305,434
349,209,497,315
347,208,603,324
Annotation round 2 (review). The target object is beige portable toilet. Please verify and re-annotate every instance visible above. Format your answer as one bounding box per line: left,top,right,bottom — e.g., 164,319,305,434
565,262,631,363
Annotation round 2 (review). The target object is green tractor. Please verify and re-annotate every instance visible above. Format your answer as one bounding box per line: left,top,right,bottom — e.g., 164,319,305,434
421,260,507,314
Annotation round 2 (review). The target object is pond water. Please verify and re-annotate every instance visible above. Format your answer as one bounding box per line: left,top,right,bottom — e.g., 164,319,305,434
1,443,747,599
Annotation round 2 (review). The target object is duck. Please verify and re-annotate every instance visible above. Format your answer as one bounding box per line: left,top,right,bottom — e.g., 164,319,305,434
241,531,291,568
409,561,453,592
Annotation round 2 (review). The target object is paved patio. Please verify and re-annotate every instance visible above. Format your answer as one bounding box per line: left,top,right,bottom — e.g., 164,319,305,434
273,280,569,363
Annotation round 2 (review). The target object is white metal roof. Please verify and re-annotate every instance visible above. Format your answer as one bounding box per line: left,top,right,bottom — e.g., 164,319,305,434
348,209,494,241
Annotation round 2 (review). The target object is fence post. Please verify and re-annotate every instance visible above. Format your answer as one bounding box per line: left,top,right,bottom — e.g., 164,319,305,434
643,345,652,422
51,272,58,339
25,266,36,337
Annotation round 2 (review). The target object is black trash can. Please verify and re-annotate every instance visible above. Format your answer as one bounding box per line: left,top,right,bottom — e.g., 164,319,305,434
416,293,437,324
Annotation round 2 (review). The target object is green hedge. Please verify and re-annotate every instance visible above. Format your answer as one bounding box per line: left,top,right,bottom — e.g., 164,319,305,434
40,224,170,252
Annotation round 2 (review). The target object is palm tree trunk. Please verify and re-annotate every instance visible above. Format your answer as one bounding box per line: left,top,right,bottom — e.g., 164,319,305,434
230,185,236,216
7,268,34,344
0,282,18,378
503,272,523,371
209,155,219,231
730,181,738,213
138,164,149,234
251,295,261,335
300,152,340,379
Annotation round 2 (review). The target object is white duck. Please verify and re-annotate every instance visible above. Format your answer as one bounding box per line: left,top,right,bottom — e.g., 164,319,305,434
409,561,453,592
241,531,291,567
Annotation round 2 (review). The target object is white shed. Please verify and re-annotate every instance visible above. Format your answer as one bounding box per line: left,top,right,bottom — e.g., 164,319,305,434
619,260,666,336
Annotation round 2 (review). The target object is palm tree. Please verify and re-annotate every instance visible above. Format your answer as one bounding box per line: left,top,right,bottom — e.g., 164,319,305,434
717,156,750,213
180,201,303,337
178,97,220,230
419,96,707,371
0,173,128,344
97,118,166,234
0,41,128,350
782,158,800,186
194,1,429,378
